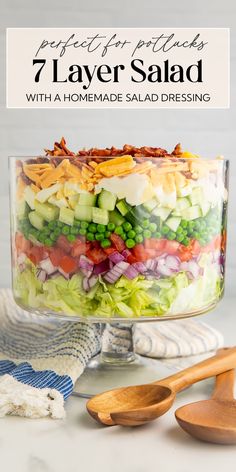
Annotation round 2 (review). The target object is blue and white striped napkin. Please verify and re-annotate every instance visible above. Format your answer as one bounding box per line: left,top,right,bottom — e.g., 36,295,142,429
0,289,101,418
0,289,223,419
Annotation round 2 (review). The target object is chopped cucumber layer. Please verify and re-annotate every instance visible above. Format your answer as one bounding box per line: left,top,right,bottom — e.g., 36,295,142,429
116,199,130,216
34,201,59,222
28,211,45,230
152,206,172,221
109,209,125,226
166,216,181,232
79,192,97,207
59,207,75,226
75,204,93,222
181,205,202,221
143,198,158,212
92,207,109,225
98,189,117,211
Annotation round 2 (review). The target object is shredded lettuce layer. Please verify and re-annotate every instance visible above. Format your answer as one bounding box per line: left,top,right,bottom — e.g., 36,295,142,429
14,258,222,318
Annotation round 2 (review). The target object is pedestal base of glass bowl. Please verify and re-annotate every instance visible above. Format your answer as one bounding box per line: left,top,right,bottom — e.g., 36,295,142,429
72,353,177,398
72,321,178,398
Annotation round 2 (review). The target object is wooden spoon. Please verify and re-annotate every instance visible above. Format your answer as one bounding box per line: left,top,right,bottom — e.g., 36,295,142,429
87,347,236,426
175,369,236,444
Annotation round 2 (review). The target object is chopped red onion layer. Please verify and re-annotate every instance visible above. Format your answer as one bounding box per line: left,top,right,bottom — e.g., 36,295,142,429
104,261,130,284
17,253,26,265
93,259,110,275
132,262,147,273
124,265,139,279
145,259,157,272
83,274,98,292
187,260,200,279
82,277,90,292
39,257,57,275
79,255,94,277
50,271,61,280
121,249,132,260
165,255,180,271
36,269,47,282
156,258,172,277
19,263,26,273
89,275,98,288
180,260,200,279
213,250,221,263
109,251,125,263
180,262,189,272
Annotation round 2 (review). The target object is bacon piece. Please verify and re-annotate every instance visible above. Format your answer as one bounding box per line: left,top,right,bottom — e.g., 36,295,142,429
76,144,168,158
45,137,75,157
171,143,182,156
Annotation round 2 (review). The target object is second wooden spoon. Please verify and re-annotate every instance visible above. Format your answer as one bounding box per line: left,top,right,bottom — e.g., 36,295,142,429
175,369,236,444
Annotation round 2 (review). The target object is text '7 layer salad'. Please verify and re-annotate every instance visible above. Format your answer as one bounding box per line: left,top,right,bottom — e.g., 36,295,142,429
12,138,228,319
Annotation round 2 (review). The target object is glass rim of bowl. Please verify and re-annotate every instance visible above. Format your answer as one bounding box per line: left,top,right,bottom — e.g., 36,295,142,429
12,296,220,324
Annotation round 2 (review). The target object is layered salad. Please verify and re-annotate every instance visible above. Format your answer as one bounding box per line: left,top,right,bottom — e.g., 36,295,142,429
11,139,228,319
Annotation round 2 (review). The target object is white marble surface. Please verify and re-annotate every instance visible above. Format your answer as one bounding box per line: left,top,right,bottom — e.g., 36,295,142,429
0,296,236,472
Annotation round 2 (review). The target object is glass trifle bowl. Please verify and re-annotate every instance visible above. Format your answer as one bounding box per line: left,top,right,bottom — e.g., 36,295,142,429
9,141,229,397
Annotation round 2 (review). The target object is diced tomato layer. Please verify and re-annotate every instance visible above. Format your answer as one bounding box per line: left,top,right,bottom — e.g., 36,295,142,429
200,241,215,254
86,248,107,264
154,240,167,255
145,248,157,259
15,232,32,255
190,239,201,256
22,240,32,253
49,247,65,266
103,246,117,256
193,234,222,255
122,249,137,264
144,238,166,252
164,240,180,255
28,246,47,265
71,240,87,257
85,242,92,254
177,247,192,262
59,255,77,274
15,232,23,252
91,240,101,250
214,234,222,250
110,233,126,252
133,240,180,262
177,239,202,261
57,235,72,254
133,244,149,262
127,253,138,264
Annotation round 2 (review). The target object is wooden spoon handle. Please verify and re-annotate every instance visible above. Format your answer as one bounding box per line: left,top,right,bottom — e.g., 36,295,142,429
156,347,236,392
212,369,235,401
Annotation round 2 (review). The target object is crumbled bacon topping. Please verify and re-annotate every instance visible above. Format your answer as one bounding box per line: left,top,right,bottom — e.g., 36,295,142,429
45,137,182,160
